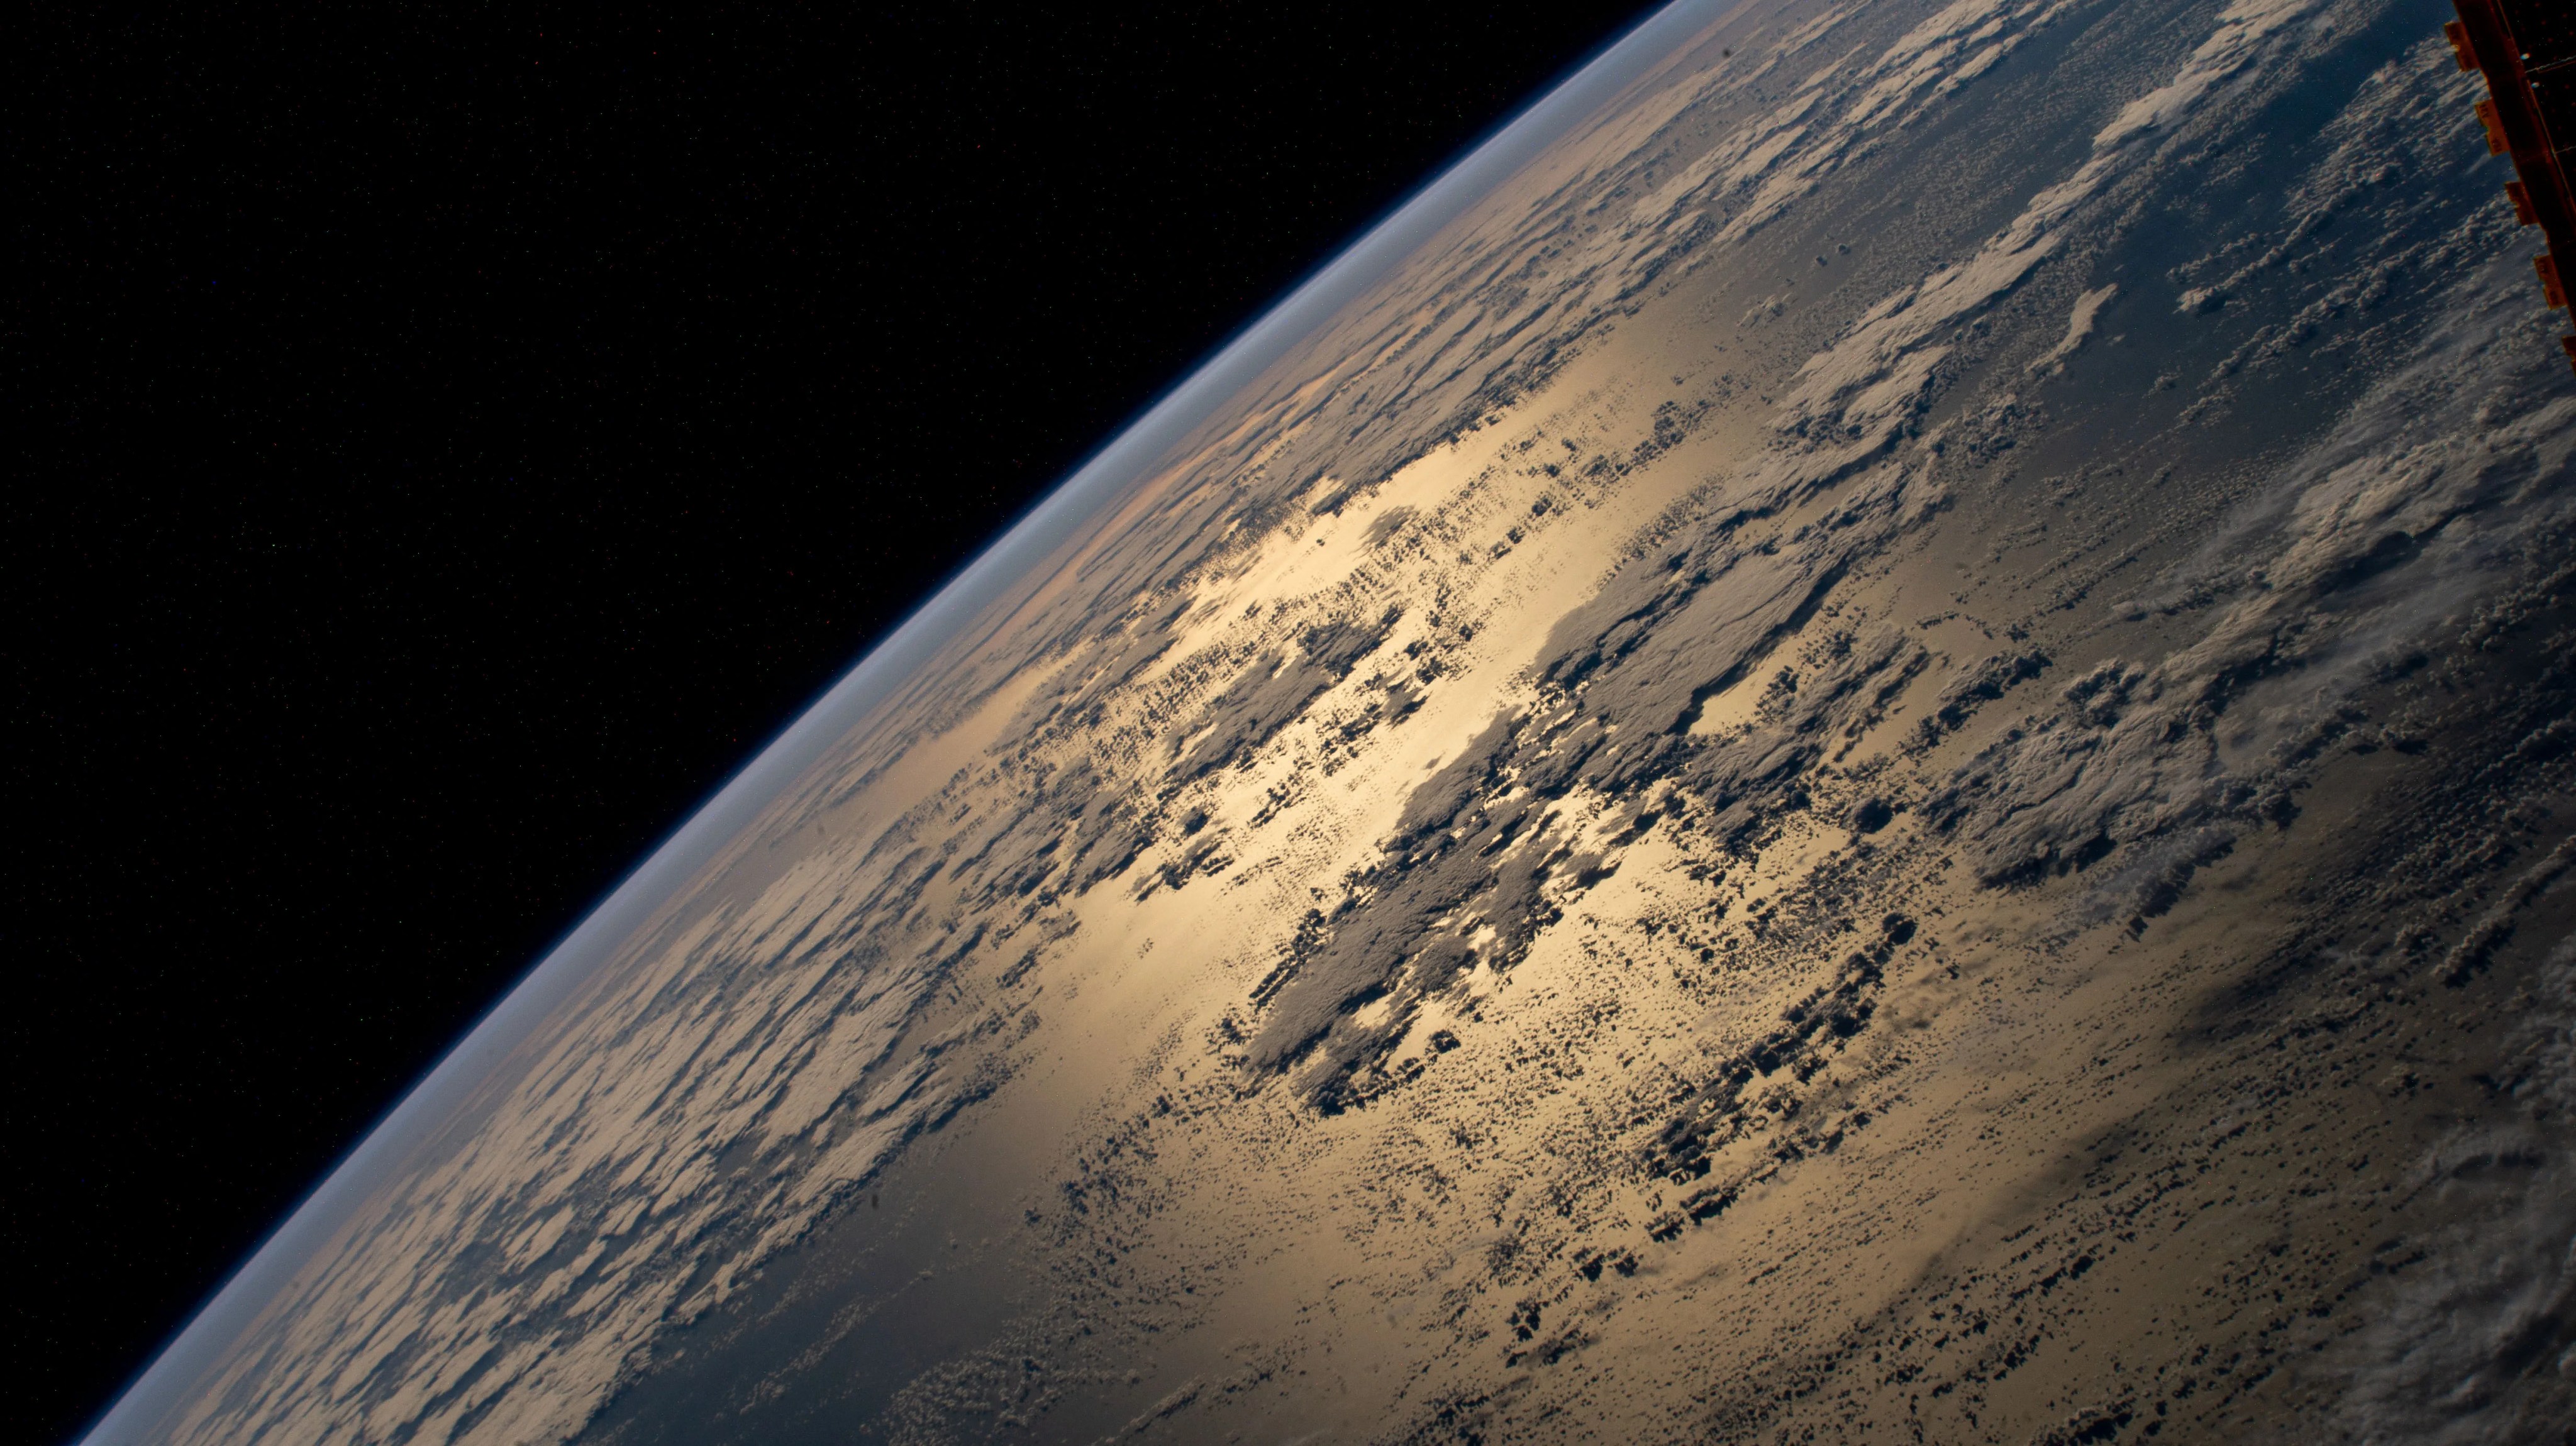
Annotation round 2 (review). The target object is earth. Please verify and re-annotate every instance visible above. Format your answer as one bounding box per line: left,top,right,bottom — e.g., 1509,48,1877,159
88,1,2576,1443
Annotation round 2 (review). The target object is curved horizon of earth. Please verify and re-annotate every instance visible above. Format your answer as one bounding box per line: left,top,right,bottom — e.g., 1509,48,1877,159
86,1,2576,1443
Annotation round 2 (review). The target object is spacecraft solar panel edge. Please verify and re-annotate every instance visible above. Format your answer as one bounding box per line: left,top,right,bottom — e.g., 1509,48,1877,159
2453,0,2576,373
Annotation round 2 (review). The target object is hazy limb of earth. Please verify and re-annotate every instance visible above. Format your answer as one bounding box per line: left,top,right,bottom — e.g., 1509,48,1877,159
86,1,2576,1443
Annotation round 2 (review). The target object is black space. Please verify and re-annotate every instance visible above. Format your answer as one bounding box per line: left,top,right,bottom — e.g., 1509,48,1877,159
7,2,1662,1441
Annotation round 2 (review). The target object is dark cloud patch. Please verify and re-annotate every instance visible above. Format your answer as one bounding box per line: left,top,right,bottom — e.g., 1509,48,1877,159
1174,608,1402,781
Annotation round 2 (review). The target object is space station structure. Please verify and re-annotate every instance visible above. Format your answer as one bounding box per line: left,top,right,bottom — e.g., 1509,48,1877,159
2448,0,2576,375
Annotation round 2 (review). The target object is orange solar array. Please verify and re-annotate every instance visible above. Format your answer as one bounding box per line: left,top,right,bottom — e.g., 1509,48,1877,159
2449,0,2576,375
